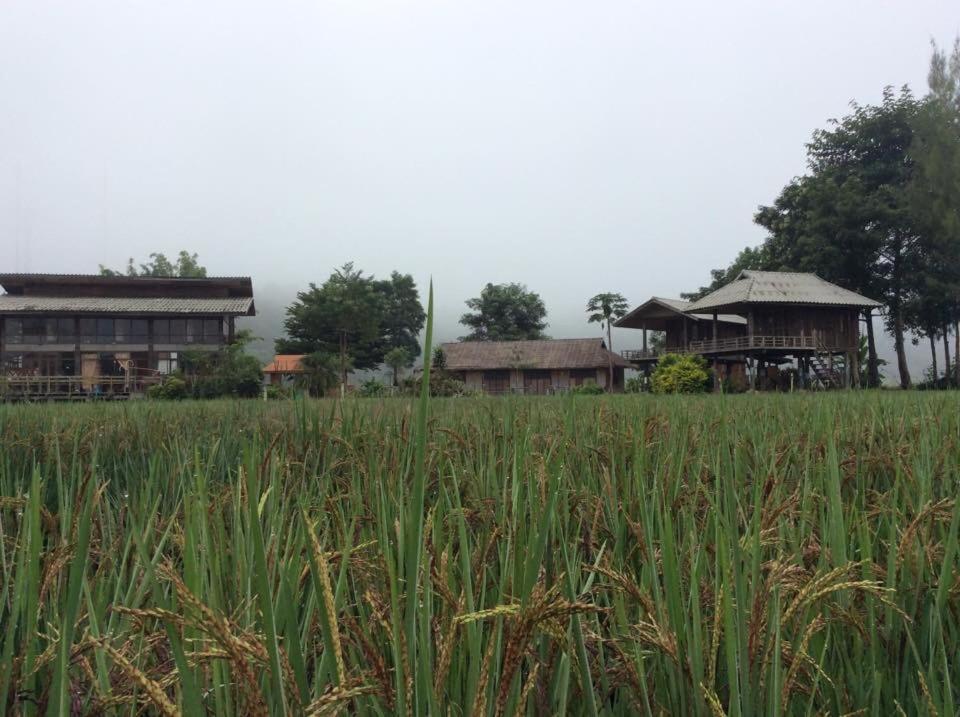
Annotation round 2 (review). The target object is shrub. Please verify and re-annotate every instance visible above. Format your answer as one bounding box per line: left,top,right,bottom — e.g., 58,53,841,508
403,371,468,397
624,376,645,394
266,385,291,400
359,379,388,398
572,381,605,395
147,377,188,400
651,353,709,394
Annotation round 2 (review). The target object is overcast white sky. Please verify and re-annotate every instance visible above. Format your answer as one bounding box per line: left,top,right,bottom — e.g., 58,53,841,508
1,1,957,374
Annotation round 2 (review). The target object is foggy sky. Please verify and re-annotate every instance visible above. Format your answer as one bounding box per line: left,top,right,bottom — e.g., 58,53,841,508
1,2,957,378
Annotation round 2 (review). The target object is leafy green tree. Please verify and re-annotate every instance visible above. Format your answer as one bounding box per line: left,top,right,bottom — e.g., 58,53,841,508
297,352,342,397
181,329,262,398
376,272,426,359
358,378,388,397
755,173,888,386
384,346,413,387
459,283,548,341
651,353,709,394
909,37,960,386
586,292,629,392
747,88,926,387
277,264,385,388
99,251,207,278
278,265,425,389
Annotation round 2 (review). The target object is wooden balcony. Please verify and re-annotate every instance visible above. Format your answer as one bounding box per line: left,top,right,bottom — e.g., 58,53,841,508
0,373,163,401
687,335,818,354
621,347,686,362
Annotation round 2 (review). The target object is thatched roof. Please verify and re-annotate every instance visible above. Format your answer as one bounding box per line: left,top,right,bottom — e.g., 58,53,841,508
440,339,628,371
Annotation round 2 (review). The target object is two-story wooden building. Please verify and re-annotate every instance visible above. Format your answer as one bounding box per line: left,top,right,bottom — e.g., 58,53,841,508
0,273,255,399
618,271,882,389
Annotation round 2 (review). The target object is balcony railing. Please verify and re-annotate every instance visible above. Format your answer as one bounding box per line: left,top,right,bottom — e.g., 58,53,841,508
0,373,164,399
621,347,686,361
687,335,818,354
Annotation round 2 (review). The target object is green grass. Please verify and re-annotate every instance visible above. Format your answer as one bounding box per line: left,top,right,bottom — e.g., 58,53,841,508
0,390,958,715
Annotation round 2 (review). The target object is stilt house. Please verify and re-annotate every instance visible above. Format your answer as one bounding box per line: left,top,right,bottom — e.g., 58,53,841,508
618,271,882,389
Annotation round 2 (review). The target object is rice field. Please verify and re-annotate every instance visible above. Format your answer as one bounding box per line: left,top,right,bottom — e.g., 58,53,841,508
0,390,958,716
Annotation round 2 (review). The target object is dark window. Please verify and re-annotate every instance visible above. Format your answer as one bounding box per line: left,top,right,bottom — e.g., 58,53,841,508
203,319,221,342
154,319,170,343
4,318,23,343
22,318,44,341
99,354,125,376
131,319,149,342
169,319,187,343
115,318,131,342
187,319,203,343
482,370,511,394
58,318,75,340
96,319,114,343
80,318,97,343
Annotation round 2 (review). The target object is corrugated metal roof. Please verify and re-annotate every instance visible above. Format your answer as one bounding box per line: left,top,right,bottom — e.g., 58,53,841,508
263,355,306,374
0,273,250,281
683,271,883,313
441,338,629,371
0,295,255,315
615,296,746,328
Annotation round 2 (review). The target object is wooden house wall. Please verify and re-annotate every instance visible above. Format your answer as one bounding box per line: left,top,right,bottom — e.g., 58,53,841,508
456,367,621,394
750,306,859,350
661,317,745,350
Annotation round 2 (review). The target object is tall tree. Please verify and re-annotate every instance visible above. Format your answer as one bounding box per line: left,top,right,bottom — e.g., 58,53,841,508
277,263,385,388
754,173,887,385
459,283,548,341
376,272,427,358
910,37,960,386
749,88,925,387
586,292,629,391
99,251,207,278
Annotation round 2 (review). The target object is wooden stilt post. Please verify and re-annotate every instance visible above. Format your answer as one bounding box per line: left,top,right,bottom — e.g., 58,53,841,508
642,324,648,356
712,312,719,392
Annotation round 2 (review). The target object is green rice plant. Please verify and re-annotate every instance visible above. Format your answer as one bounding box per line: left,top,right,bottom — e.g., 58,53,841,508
0,387,958,715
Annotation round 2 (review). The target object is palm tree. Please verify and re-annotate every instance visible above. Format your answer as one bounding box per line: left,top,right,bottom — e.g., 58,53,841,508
586,293,629,391
298,352,342,397
384,346,412,387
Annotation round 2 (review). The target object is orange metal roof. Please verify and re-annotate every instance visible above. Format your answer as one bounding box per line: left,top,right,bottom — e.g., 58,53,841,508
263,355,307,374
